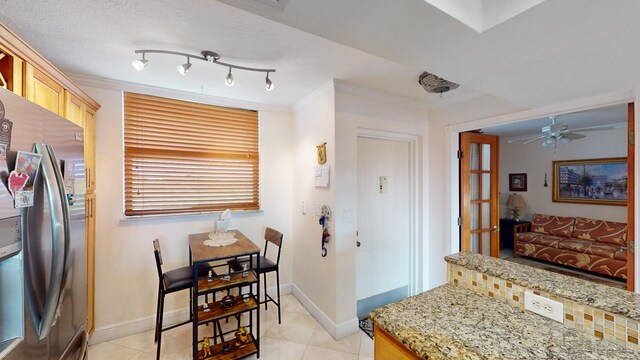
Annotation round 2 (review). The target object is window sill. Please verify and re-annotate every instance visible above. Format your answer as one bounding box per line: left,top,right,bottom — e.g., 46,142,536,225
119,209,264,223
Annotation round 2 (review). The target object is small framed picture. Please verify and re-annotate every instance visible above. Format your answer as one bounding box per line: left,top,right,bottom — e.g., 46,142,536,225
509,173,527,192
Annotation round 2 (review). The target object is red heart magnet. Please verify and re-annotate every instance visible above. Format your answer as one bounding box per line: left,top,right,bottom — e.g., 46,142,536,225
8,171,28,196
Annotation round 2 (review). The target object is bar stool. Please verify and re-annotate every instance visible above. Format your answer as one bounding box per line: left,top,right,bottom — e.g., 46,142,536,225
153,239,216,360
227,227,283,324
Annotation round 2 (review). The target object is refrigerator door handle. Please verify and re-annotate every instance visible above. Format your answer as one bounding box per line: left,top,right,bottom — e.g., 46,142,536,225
27,143,70,340
58,327,88,360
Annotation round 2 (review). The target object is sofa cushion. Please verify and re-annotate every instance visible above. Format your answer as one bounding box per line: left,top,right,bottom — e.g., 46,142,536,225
572,217,627,246
516,232,563,248
557,239,623,259
531,214,575,238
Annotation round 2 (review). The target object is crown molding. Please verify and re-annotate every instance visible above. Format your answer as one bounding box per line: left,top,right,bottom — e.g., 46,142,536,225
292,80,335,113
67,72,292,113
333,79,431,111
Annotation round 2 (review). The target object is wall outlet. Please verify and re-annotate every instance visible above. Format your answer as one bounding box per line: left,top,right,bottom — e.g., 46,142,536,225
524,291,564,323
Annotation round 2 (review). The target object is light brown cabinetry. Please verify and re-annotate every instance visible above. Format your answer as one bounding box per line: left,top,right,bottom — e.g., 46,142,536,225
64,91,85,127
85,192,96,334
25,63,65,116
0,43,23,96
374,324,420,360
0,21,100,336
84,107,96,192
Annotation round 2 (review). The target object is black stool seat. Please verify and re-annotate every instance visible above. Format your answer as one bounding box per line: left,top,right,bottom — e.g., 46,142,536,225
164,265,215,292
228,256,277,273
226,227,283,324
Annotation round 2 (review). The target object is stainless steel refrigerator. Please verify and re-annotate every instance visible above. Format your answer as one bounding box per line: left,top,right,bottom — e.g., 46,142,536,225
0,87,87,359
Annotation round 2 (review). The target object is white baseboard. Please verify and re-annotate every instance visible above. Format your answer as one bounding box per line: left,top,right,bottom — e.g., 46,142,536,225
90,283,292,345
291,285,359,340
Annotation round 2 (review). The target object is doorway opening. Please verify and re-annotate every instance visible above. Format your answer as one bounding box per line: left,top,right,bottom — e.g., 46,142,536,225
458,103,634,291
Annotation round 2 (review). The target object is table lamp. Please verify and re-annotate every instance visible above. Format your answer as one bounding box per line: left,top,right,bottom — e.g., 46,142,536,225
506,193,526,221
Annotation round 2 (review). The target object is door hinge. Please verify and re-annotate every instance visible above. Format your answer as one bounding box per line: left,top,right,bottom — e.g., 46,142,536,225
457,217,463,226
630,240,635,254
629,131,635,146
457,150,463,159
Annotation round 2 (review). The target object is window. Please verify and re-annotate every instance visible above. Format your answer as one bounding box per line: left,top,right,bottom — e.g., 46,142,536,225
123,92,259,216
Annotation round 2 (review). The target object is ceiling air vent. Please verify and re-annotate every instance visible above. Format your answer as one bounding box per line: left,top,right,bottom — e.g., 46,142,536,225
418,71,459,96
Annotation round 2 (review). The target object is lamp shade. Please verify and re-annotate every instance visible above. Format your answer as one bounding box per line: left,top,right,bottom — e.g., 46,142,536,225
506,193,526,208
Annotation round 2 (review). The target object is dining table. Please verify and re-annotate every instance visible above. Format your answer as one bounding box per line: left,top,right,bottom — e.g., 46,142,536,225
188,230,261,360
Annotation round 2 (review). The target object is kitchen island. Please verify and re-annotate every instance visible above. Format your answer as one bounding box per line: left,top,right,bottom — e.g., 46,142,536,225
370,252,640,359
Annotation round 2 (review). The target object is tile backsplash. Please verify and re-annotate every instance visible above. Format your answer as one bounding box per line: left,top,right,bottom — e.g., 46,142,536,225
448,263,639,352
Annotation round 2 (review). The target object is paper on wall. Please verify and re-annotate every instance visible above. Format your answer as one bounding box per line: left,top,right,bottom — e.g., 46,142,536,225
315,165,330,188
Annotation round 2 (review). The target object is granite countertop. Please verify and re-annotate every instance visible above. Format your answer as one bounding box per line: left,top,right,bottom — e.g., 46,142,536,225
369,284,639,360
445,252,640,321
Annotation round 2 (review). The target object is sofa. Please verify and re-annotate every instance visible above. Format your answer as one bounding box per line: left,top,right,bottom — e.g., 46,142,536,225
514,214,628,279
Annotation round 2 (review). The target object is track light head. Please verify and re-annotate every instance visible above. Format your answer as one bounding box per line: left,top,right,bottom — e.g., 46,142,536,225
265,72,274,91
131,53,148,71
225,67,235,87
177,57,191,75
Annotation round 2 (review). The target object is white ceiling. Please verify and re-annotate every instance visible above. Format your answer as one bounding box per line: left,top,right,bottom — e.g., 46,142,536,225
0,0,477,107
1,0,639,113
482,103,628,139
219,0,640,108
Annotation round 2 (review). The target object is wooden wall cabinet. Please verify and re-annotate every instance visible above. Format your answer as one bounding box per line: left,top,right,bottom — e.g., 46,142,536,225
0,21,101,336
84,107,96,192
64,91,86,127
0,43,23,96
25,63,65,116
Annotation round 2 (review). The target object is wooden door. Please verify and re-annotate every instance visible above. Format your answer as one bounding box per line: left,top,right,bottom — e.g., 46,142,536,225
84,107,96,192
460,132,500,257
25,63,64,116
628,103,635,291
86,192,96,334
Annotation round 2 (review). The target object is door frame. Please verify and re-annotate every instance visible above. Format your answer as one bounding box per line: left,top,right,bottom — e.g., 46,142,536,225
357,128,421,296
444,91,639,292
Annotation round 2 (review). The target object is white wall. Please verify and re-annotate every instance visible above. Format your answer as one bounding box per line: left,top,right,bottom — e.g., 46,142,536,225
498,126,627,222
334,89,428,333
290,82,429,339
291,83,337,325
78,80,294,342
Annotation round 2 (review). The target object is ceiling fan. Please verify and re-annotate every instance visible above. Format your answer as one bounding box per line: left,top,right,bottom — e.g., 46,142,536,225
507,116,615,148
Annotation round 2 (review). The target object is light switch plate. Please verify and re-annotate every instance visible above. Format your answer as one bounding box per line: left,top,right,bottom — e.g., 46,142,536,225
524,290,564,323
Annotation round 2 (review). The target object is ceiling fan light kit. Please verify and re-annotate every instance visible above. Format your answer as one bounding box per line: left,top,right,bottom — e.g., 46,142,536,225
132,49,276,90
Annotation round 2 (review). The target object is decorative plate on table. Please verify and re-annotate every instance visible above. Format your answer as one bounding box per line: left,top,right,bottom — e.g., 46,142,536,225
204,231,237,247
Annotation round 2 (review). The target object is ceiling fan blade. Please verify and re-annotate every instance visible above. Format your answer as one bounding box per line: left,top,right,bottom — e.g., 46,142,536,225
507,134,545,143
562,133,586,140
568,125,616,132
522,135,547,145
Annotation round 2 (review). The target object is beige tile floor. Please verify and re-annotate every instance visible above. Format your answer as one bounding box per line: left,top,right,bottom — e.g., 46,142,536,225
88,294,374,360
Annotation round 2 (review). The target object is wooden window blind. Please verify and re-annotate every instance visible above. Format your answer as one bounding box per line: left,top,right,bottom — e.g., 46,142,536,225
124,92,259,216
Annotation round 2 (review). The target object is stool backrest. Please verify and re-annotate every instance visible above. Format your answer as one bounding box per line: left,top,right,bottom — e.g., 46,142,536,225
153,239,164,285
264,227,283,266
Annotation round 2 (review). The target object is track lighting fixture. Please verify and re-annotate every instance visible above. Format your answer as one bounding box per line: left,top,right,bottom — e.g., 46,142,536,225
225,67,235,87
131,53,148,71
265,72,274,91
131,49,276,91
177,57,192,76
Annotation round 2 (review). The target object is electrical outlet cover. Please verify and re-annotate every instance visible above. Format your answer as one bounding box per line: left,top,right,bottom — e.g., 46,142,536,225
524,291,564,323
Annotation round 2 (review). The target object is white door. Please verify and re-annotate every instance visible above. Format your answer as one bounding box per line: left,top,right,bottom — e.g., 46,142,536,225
356,137,410,316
